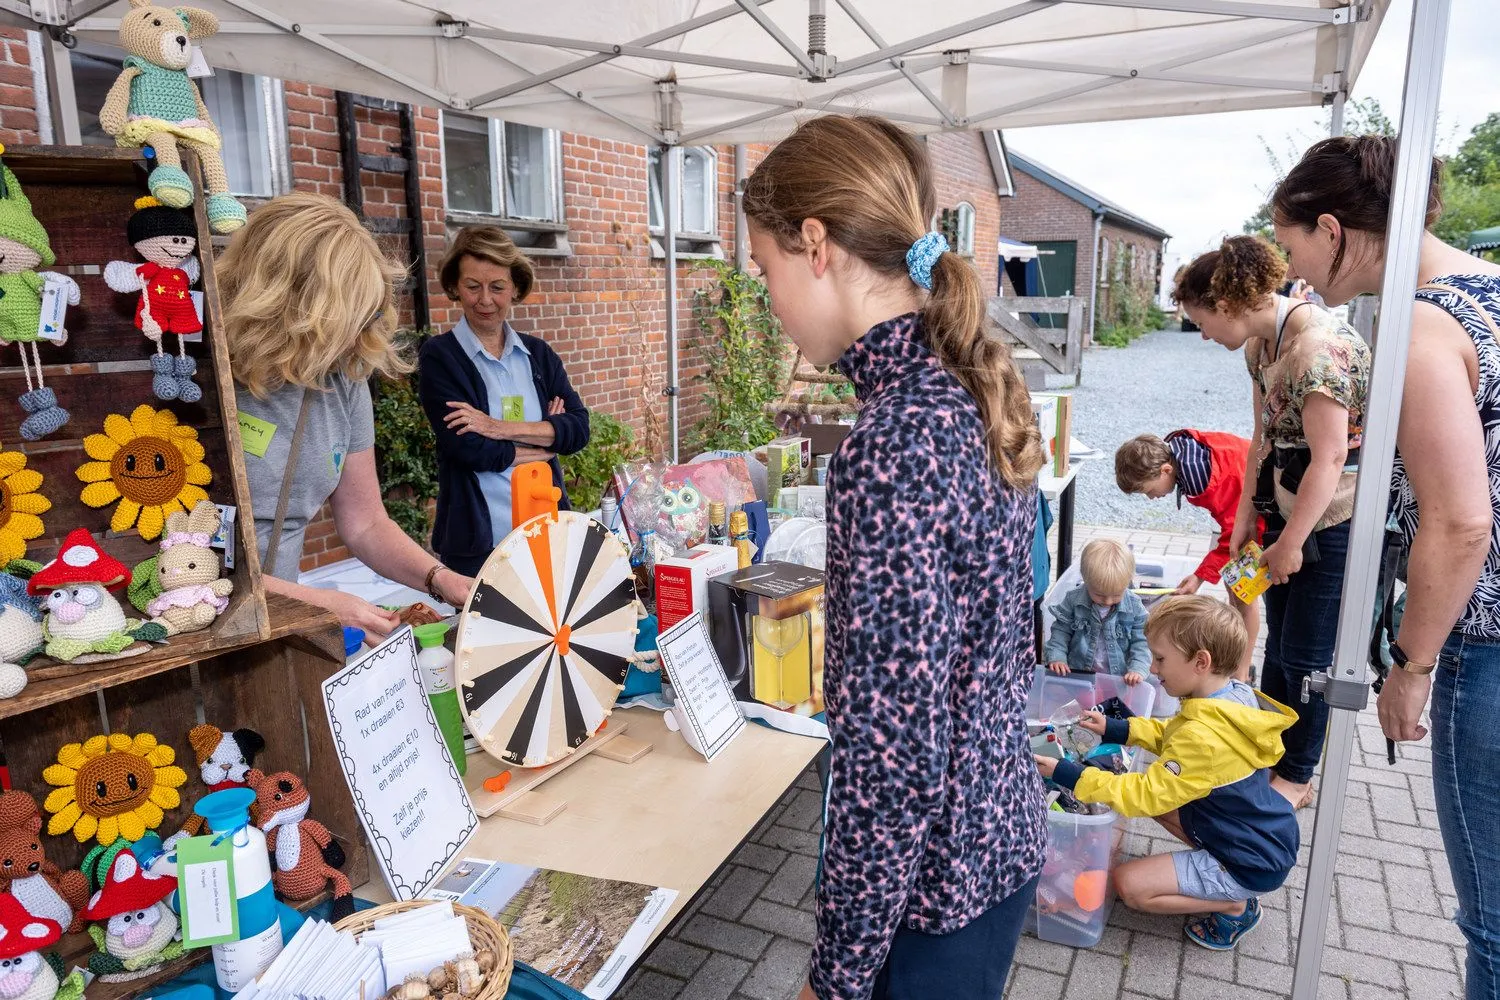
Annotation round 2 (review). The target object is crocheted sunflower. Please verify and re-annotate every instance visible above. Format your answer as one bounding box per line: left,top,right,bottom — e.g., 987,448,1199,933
0,449,49,564
42,733,186,845
75,405,210,541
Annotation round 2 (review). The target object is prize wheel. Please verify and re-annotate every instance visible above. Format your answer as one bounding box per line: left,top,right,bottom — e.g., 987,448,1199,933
455,510,639,768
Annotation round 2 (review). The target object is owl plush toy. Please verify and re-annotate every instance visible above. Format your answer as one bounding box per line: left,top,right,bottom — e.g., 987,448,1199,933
660,477,707,544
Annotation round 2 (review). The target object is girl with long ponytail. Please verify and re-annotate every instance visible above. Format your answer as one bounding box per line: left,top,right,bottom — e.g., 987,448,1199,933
743,114,1045,1000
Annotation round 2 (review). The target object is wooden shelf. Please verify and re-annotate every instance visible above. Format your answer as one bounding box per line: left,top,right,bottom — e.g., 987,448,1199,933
0,594,340,721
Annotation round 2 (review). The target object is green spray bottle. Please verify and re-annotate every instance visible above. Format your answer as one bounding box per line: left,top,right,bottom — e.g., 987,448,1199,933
412,622,466,774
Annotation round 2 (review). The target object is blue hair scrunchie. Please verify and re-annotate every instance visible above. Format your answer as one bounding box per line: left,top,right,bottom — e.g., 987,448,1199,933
906,232,948,290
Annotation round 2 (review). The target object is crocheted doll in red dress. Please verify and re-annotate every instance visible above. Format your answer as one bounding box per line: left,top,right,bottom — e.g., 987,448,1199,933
103,197,202,403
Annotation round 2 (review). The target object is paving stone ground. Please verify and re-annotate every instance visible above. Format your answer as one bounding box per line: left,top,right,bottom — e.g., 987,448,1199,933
617,523,1462,1000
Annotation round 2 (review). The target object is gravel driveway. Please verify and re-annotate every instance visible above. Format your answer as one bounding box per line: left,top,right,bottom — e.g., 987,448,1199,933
1065,326,1254,534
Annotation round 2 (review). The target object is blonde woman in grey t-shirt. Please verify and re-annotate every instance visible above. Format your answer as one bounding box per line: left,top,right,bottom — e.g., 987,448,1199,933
218,193,473,639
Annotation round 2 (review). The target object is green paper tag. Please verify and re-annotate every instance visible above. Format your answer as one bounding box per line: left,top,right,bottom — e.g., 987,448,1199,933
176,834,239,948
501,395,525,422
238,412,277,459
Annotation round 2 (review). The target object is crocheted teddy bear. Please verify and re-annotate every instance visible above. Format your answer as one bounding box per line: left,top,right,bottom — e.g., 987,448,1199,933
0,570,43,699
0,792,88,935
147,501,231,637
0,154,77,442
104,197,202,402
247,770,353,920
82,852,184,982
97,1,245,234
0,893,84,1000
27,531,167,662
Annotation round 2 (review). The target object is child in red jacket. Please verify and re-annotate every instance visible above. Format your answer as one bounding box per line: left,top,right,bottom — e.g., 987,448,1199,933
1116,431,1260,681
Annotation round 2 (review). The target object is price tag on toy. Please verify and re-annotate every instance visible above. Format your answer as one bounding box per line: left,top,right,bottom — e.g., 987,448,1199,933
186,45,214,78
176,834,239,948
37,272,71,343
657,611,745,761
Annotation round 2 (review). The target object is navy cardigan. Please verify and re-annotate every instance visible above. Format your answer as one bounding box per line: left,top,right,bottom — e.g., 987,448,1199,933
418,328,590,564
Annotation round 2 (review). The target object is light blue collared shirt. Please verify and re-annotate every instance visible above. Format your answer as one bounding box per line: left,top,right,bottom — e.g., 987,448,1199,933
452,317,543,545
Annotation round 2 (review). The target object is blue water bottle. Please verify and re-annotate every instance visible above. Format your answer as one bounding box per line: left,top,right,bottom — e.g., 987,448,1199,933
196,788,285,993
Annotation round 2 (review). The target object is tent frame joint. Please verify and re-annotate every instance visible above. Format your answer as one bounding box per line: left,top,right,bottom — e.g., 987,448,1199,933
438,18,468,39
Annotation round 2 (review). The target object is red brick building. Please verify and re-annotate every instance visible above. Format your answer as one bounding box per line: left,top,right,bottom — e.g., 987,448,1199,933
0,26,1011,571
1000,149,1169,338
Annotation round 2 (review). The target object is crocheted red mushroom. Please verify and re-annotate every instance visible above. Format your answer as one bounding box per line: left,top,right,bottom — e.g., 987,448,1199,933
27,531,128,596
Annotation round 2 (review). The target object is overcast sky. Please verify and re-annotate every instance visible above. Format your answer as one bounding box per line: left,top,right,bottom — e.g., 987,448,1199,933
1005,0,1500,279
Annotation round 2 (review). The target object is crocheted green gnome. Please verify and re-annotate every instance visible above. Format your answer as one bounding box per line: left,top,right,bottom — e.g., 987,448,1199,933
0,149,77,441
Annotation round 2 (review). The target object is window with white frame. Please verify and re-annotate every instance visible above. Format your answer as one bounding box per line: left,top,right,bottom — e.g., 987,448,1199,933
649,146,718,240
70,46,288,198
1098,238,1110,287
441,113,563,224
935,202,977,257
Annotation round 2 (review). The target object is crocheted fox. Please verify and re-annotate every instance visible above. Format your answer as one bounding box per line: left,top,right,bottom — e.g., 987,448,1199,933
247,770,352,920
96,0,246,233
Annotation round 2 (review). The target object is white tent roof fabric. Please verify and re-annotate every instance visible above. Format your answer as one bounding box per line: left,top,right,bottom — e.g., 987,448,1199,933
13,0,1388,145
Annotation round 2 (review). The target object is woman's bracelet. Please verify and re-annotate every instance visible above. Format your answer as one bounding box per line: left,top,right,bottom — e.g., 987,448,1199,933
424,563,445,603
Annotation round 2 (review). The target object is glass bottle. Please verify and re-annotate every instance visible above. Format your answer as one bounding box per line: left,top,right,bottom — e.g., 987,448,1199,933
730,510,752,569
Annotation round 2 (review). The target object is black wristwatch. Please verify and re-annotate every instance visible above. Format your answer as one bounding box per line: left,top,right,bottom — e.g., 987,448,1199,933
1390,640,1437,676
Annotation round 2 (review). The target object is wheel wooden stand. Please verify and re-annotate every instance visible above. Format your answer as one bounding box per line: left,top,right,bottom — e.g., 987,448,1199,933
453,464,654,826
462,720,653,824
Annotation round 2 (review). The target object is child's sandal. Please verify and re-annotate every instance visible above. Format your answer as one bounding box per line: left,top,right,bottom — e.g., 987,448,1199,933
1184,898,1261,951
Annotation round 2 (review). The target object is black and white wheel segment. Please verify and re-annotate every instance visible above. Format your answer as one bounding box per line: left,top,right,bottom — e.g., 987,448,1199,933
455,511,639,768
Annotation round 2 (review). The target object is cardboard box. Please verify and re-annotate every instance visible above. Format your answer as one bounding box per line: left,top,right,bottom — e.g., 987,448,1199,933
707,561,825,716
1031,392,1073,477
766,436,811,510
654,544,740,633
804,422,852,458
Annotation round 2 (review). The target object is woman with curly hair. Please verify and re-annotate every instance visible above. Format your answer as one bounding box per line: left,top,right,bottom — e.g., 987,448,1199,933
1173,235,1370,810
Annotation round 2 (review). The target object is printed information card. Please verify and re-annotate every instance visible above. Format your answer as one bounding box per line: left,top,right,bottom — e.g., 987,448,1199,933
323,626,477,900
656,611,745,761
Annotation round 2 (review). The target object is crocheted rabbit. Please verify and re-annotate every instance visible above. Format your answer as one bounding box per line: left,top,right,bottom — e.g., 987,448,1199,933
0,154,77,441
147,501,230,636
97,1,246,234
103,197,202,402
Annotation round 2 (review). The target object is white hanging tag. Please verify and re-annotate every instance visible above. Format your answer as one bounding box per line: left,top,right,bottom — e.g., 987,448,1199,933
187,46,214,79
37,273,69,343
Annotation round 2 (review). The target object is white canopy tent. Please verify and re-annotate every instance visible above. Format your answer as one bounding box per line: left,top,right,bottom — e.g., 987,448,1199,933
5,3,1455,998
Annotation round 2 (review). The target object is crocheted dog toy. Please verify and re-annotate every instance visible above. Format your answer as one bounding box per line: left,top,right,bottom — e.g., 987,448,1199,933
0,893,84,1000
27,531,167,662
247,770,353,920
147,501,230,637
166,723,264,844
82,852,183,982
0,570,42,699
0,152,77,442
97,2,245,233
104,197,203,402
77,404,212,542
41,732,185,847
0,792,88,935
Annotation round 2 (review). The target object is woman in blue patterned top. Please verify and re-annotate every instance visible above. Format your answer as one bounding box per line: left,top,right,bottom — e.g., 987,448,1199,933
744,114,1047,1000
1274,135,1500,999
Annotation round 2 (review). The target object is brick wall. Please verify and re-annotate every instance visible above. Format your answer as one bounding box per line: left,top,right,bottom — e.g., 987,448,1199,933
1096,221,1166,328
999,168,1099,328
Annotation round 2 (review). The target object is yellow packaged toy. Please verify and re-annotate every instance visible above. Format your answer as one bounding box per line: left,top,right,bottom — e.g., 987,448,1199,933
1221,542,1272,603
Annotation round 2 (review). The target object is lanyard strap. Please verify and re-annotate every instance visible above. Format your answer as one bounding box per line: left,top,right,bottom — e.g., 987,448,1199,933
262,389,311,579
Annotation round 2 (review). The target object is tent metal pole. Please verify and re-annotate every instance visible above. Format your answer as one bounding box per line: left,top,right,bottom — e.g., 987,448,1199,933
662,144,681,463
1289,1,1452,997
734,145,749,271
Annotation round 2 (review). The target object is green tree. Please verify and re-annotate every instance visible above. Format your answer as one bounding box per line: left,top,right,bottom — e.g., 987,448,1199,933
1435,113,1500,250
1449,113,1500,186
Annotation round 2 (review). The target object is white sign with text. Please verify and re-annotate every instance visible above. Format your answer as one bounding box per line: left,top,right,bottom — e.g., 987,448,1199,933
323,626,477,900
656,612,745,762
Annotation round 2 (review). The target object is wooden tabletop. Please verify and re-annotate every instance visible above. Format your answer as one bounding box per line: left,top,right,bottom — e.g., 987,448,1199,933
362,706,826,937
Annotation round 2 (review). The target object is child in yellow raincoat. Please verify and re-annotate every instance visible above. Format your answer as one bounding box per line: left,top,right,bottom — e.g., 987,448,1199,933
1036,595,1299,952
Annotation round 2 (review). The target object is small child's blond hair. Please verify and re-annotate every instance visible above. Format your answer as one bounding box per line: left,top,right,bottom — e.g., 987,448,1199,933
1145,595,1247,677
1080,539,1134,597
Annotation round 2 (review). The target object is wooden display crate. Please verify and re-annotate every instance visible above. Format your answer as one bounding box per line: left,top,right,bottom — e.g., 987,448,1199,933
0,593,369,1000
2,146,267,648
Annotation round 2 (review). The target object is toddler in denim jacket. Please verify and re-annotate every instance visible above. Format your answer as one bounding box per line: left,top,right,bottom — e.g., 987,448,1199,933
1045,539,1151,684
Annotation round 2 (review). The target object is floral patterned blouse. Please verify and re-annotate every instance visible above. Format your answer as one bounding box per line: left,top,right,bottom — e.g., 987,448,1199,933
1245,304,1371,529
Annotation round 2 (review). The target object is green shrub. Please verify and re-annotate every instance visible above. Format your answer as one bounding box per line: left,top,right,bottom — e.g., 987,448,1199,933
688,259,786,453
372,345,440,543
561,411,643,512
